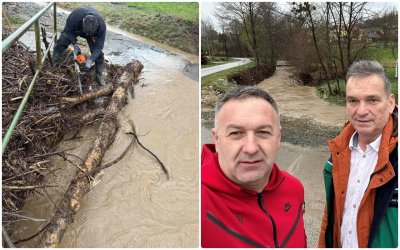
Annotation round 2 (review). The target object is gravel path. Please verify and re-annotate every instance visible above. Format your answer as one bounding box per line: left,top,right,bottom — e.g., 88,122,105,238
202,110,341,148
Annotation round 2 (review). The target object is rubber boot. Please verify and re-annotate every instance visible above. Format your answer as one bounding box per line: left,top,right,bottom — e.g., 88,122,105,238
52,33,70,65
96,71,105,86
95,58,105,86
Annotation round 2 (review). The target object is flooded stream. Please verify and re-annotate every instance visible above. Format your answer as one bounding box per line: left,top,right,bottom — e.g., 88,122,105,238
12,3,199,247
259,64,346,127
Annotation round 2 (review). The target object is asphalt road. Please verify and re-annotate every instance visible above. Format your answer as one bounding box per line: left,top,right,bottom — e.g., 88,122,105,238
201,58,252,77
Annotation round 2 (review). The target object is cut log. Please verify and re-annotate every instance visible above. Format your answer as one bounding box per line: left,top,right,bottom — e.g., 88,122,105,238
80,108,107,124
65,107,107,128
60,84,114,107
41,60,143,247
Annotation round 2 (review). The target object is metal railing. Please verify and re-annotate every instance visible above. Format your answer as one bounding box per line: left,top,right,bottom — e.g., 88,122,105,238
2,2,58,154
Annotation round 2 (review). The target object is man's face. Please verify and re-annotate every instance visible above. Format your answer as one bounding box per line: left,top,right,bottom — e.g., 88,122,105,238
346,74,395,144
212,97,281,192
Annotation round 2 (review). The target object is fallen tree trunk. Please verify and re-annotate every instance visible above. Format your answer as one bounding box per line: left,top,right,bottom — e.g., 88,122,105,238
65,107,107,128
41,60,143,247
60,84,114,107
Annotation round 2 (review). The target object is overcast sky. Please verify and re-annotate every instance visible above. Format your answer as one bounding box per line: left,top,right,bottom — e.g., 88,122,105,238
201,2,398,31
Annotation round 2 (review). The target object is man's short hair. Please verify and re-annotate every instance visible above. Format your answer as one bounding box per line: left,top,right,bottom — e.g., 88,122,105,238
346,60,391,96
214,86,280,129
82,15,99,36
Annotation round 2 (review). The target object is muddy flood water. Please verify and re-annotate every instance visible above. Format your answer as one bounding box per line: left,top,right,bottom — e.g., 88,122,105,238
258,64,346,127
12,5,199,247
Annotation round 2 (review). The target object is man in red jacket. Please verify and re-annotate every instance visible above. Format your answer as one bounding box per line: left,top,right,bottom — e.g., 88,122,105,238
201,86,307,248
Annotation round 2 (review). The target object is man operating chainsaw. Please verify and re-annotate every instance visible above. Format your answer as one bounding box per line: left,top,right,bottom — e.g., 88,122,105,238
53,6,106,86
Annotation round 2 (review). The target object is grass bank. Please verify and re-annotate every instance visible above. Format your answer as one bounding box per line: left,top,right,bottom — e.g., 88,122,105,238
201,62,255,109
58,2,199,54
316,44,397,105
201,56,235,68
317,77,398,105
126,2,198,22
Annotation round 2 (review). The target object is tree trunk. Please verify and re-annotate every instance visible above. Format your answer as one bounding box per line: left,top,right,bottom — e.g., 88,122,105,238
40,60,143,247
249,3,259,67
61,84,114,107
306,4,333,95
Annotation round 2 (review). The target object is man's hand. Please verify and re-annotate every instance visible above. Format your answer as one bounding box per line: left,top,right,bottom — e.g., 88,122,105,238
83,59,94,71
73,44,80,53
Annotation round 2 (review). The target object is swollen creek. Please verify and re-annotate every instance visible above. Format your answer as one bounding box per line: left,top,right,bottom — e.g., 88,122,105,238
13,5,199,247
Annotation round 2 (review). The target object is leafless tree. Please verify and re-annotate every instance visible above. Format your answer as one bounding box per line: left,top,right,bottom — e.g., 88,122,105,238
216,2,261,66
201,19,217,56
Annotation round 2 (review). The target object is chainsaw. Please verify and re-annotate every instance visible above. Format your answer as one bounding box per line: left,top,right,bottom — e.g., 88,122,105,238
73,46,87,94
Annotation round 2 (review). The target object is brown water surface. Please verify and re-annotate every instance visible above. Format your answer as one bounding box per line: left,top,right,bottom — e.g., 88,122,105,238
13,18,199,247
258,64,346,126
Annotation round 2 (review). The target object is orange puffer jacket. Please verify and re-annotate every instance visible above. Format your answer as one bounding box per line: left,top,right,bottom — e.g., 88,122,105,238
318,112,398,248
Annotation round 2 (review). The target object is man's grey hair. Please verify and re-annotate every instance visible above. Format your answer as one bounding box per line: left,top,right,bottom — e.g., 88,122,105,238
214,86,280,129
346,60,391,96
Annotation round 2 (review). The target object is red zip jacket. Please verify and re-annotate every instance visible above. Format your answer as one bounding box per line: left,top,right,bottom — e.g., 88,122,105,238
201,144,307,248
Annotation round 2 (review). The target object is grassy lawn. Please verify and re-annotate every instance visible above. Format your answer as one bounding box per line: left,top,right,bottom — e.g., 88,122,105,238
391,78,398,103
316,80,347,106
58,2,198,54
201,56,236,68
202,62,255,109
317,44,398,105
202,64,217,68
202,62,255,92
127,2,198,22
363,43,397,67
317,76,398,105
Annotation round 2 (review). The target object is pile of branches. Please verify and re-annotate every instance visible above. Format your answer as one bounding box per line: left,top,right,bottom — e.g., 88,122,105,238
2,42,124,236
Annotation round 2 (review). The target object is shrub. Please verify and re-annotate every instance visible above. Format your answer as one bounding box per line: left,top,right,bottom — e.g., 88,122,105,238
201,55,208,65
227,65,276,85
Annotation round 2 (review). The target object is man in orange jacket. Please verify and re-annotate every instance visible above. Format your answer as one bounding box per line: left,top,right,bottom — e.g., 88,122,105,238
318,60,398,248
202,86,307,247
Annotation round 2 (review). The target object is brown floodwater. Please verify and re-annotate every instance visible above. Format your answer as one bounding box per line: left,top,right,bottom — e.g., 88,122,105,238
13,20,199,247
258,64,346,126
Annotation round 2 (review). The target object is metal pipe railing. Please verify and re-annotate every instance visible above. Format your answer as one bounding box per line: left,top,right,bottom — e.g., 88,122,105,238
2,2,58,154
2,35,57,154
2,2,54,54
34,20,42,65
54,3,58,40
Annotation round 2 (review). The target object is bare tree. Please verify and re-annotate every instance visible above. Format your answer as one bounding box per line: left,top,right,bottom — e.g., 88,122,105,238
328,2,346,75
293,2,334,94
216,2,261,66
201,19,217,56
259,2,278,67
227,19,245,57
341,2,369,66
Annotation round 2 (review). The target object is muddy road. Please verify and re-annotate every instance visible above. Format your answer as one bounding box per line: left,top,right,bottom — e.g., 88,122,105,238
8,2,198,247
201,64,346,247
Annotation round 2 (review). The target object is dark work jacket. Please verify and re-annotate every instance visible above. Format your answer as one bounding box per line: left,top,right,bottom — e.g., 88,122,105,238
63,6,106,62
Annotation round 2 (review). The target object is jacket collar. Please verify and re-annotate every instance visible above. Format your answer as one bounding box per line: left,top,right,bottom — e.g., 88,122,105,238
328,106,398,172
201,144,285,197
349,132,381,152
